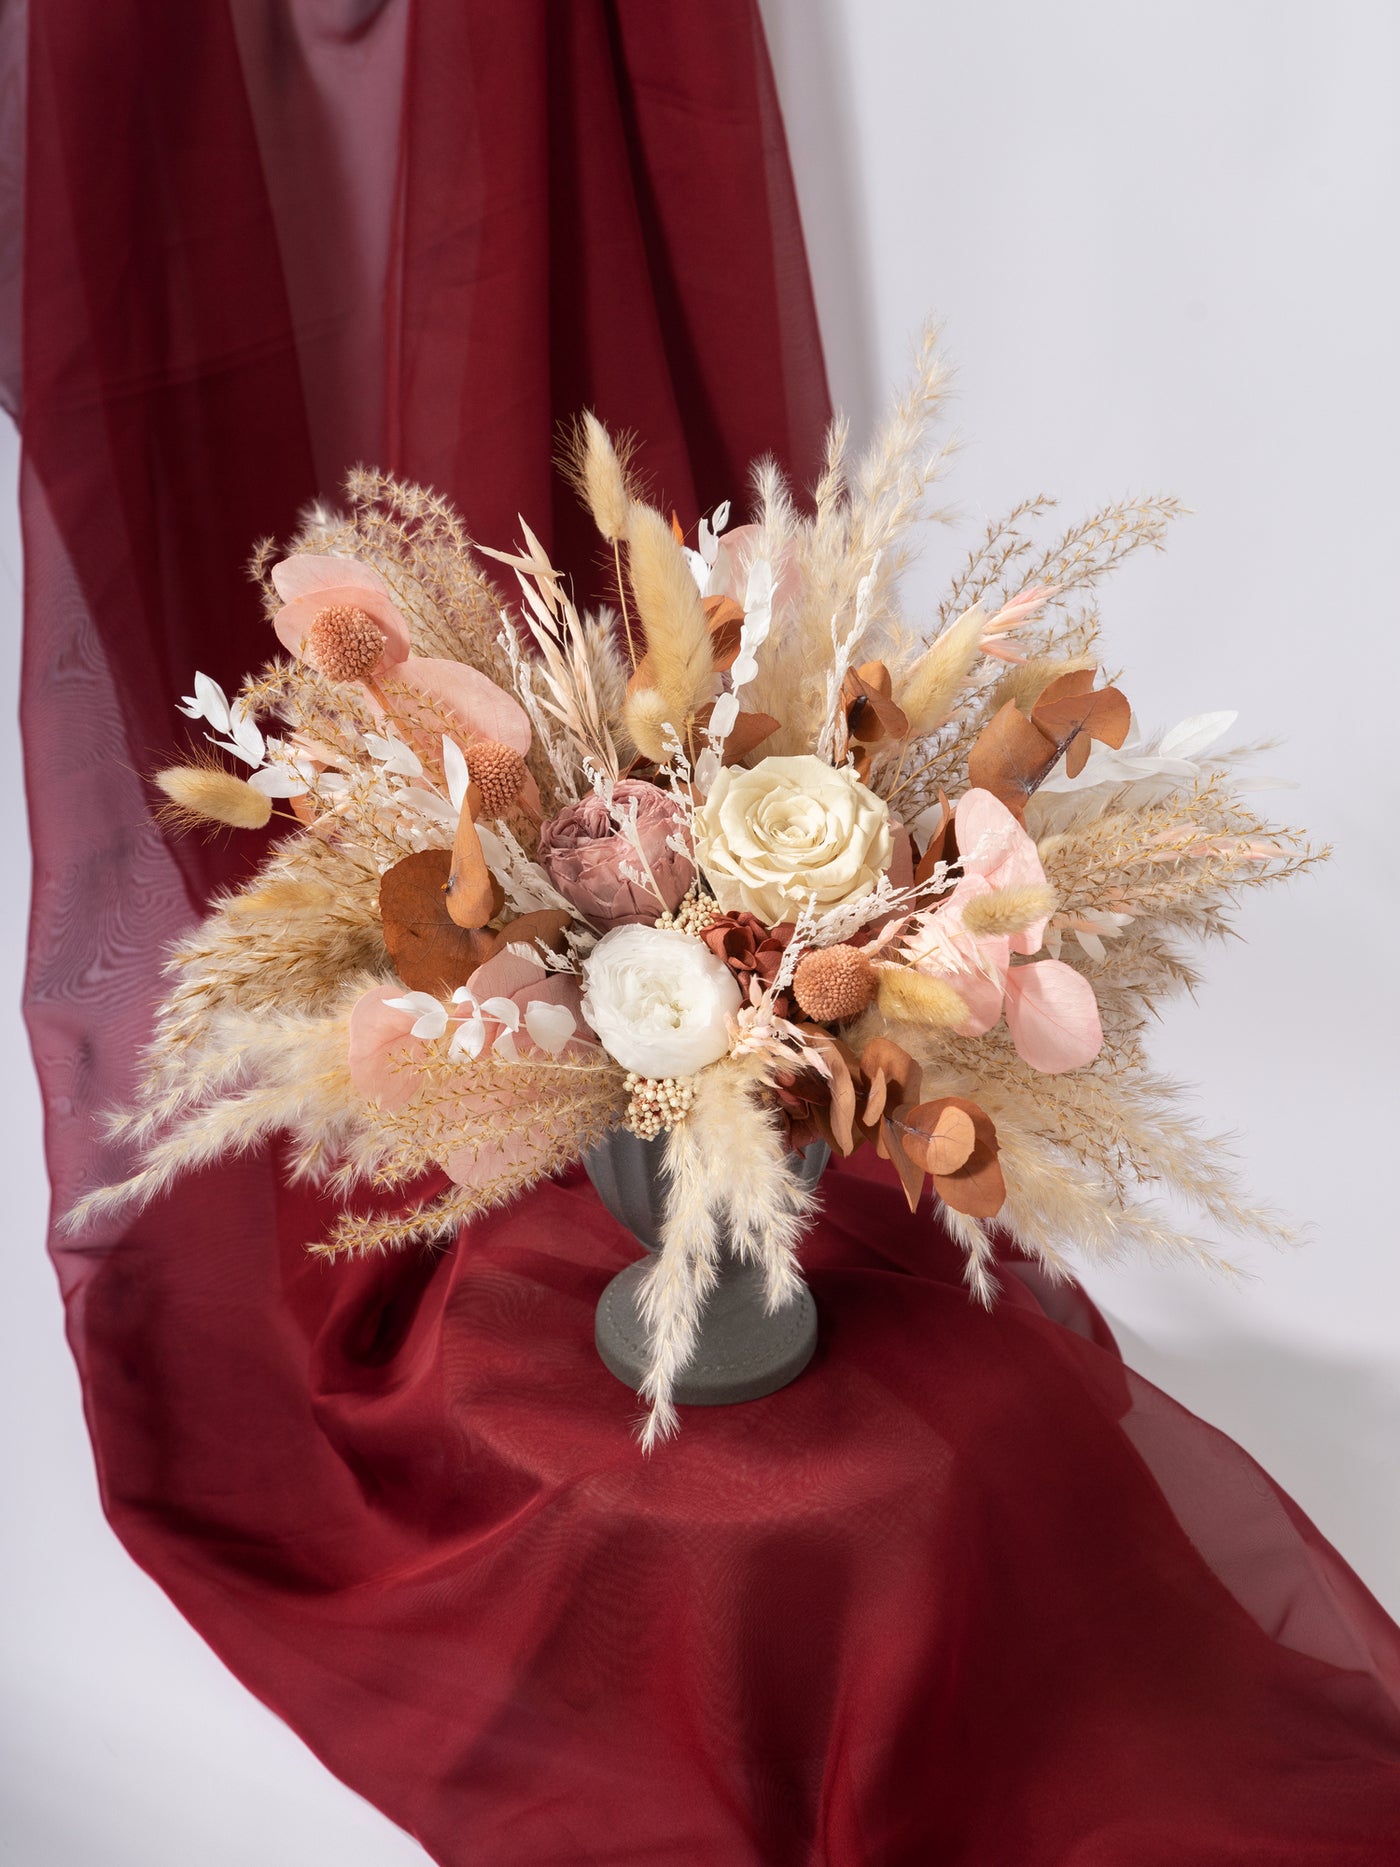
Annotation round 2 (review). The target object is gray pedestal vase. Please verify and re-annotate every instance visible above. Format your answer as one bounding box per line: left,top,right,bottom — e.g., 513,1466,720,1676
583,1127,828,1406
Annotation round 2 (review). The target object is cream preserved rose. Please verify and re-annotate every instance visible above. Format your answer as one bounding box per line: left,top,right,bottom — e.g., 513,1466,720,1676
694,754,893,925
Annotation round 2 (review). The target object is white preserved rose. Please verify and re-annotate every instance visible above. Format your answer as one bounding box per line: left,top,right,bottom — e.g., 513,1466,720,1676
580,924,741,1078
694,753,893,925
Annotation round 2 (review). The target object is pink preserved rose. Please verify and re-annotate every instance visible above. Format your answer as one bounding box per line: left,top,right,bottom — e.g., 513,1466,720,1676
538,780,694,931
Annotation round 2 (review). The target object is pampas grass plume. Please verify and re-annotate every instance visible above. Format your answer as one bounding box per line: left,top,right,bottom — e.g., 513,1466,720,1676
876,966,968,1029
960,884,1057,940
155,765,272,831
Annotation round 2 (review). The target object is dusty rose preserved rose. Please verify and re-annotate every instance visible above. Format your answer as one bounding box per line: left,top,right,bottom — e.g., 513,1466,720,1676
537,780,694,931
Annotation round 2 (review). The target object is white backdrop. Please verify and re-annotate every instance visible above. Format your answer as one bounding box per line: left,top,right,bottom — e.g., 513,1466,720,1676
4,3,1397,1858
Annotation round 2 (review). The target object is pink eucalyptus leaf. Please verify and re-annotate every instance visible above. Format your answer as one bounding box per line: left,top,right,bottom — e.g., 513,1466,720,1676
1010,912,1052,960
465,949,547,1003
956,787,1045,892
393,658,532,754
950,964,1007,1037
1002,960,1103,1073
271,553,390,603
273,579,413,669
347,984,430,1110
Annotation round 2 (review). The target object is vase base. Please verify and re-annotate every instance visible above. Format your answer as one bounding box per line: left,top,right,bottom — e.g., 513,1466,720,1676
594,1256,818,1406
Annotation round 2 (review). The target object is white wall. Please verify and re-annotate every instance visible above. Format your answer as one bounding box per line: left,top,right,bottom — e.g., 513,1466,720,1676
763,0,1400,1606
5,3,1398,1858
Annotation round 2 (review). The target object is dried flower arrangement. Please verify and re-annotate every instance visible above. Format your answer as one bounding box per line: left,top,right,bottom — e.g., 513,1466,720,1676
75,332,1322,1446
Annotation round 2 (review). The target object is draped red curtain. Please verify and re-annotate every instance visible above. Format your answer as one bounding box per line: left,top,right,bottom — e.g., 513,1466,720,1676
10,3,1400,1862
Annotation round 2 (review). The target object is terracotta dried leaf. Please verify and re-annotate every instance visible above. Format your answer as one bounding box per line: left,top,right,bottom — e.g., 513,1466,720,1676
966,701,1059,815
901,1100,977,1176
928,1098,1005,1218
1031,670,1131,778
802,1029,862,1155
914,788,955,882
883,1101,930,1212
688,701,779,765
703,594,747,671
722,710,781,763
843,661,909,744
497,908,573,960
379,849,496,995
445,785,499,929
860,1036,921,1131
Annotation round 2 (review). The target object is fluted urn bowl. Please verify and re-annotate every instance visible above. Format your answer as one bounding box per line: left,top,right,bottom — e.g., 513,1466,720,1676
582,1127,829,1406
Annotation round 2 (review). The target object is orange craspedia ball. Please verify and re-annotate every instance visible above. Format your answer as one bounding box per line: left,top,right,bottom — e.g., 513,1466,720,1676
792,944,877,1024
469,740,529,819
304,603,386,682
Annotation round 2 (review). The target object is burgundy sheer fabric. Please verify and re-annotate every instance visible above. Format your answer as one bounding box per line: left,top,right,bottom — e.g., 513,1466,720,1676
10,3,1400,1861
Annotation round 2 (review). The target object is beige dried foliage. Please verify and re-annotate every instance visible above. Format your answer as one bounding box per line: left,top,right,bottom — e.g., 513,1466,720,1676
478,524,623,793
860,995,1274,1296
622,686,673,764
316,1048,625,1257
76,897,627,1248
581,611,635,760
103,842,387,1153
1035,782,1324,935
72,973,377,1229
1022,497,1184,624
937,495,1056,626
